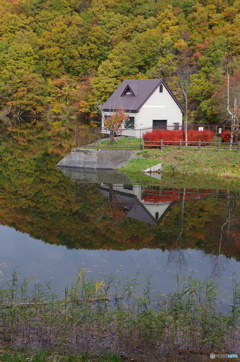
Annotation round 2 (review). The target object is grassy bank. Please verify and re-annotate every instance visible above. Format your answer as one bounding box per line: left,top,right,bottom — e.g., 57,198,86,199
84,137,240,189
0,271,239,361
120,144,240,189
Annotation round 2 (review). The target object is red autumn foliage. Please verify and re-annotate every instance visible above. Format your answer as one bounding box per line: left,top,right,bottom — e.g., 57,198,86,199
186,130,214,143
141,188,214,203
222,131,231,142
143,129,215,146
142,195,181,202
143,130,182,144
221,130,240,142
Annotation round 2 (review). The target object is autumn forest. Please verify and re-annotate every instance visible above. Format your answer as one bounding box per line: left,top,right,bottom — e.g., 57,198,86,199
0,0,240,124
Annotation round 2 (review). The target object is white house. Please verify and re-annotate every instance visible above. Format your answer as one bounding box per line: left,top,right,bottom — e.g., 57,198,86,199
101,78,184,138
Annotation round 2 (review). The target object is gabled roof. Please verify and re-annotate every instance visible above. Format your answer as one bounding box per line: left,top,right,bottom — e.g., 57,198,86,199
100,187,175,225
101,79,183,113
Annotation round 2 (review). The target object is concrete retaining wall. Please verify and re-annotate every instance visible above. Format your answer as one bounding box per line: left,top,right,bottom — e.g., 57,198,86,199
57,148,139,170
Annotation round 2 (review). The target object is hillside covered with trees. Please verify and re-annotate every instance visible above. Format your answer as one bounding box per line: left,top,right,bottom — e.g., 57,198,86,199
0,0,240,124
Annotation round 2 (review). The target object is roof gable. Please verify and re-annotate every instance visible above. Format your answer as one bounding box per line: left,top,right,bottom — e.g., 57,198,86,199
101,79,183,113
121,83,139,97
121,84,136,96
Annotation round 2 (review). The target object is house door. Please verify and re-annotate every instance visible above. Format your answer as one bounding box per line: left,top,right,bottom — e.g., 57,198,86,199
152,120,167,129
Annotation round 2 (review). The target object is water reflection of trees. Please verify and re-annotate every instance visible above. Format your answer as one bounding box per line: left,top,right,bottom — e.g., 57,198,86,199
97,184,127,225
210,191,237,278
168,189,187,270
0,126,240,261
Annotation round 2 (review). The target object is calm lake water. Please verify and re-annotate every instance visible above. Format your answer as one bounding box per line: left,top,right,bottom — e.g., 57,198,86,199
0,126,240,307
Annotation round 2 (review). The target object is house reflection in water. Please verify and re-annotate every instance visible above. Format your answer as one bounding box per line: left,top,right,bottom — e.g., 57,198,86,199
100,185,173,225
100,185,214,225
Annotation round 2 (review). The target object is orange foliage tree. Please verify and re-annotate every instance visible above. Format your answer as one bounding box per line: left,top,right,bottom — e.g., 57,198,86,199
104,104,129,144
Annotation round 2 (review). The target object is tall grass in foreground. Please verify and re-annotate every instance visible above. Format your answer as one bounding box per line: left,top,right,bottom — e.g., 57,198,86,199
0,271,239,361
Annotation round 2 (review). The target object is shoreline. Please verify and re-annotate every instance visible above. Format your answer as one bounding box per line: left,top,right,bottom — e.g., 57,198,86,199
119,147,240,190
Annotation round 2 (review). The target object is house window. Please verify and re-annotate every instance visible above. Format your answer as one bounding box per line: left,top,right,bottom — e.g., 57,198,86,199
159,84,163,93
125,117,135,129
173,123,179,130
155,212,159,220
123,185,133,190
153,120,167,129
122,85,134,96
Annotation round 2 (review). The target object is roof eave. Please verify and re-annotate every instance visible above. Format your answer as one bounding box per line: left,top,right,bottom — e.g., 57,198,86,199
102,108,138,113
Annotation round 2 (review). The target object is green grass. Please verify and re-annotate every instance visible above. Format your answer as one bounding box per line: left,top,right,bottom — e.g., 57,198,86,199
120,147,240,189
81,137,240,188
83,136,142,150
0,271,239,361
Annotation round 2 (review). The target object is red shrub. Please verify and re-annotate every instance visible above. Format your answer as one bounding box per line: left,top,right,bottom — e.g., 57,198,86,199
221,130,240,142
222,131,231,142
142,188,214,202
142,194,181,202
143,129,214,146
143,130,183,145
185,130,215,145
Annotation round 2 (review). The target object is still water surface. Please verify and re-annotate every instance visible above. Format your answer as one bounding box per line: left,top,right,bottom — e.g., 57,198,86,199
0,127,240,307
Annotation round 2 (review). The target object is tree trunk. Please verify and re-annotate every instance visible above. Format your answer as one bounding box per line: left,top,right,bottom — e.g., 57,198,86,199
184,95,188,146
227,71,234,150
109,129,114,144
180,84,188,146
230,125,234,150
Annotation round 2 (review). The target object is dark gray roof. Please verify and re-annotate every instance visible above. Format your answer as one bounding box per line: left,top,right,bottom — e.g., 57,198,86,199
101,79,183,113
100,188,158,224
100,187,174,225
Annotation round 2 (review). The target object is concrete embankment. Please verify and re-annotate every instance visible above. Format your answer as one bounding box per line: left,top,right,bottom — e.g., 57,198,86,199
57,148,139,170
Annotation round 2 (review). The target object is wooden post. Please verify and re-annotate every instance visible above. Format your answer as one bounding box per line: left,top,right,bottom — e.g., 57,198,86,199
142,138,144,150
198,139,201,152
218,139,220,152
161,139,163,150
238,141,240,153
179,140,182,150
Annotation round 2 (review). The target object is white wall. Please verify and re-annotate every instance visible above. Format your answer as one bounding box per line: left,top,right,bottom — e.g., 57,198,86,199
141,202,171,221
137,84,182,129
